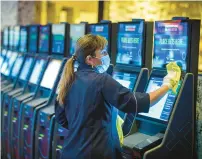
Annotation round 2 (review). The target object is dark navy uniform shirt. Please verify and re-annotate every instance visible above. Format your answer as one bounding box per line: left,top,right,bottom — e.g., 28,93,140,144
55,63,150,159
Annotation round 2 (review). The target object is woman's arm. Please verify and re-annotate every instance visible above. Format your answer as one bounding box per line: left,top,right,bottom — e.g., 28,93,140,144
149,85,169,104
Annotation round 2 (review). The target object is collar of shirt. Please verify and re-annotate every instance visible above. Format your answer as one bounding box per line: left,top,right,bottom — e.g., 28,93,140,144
77,63,95,72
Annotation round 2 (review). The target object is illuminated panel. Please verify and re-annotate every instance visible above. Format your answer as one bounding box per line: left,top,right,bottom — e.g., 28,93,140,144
9,27,14,49
112,71,137,91
69,24,86,55
52,24,65,54
19,57,34,80
116,22,144,67
29,59,46,84
153,21,188,71
11,55,24,78
40,59,62,89
13,26,20,51
19,27,28,53
29,26,38,53
139,77,180,122
39,25,50,53
89,24,109,51
3,27,9,48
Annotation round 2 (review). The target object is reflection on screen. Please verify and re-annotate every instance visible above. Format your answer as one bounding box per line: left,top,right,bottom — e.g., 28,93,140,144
89,24,109,51
116,22,144,67
13,26,20,50
70,24,86,55
9,27,14,49
40,60,62,89
112,71,137,91
19,57,34,80
52,24,65,54
19,27,27,53
29,26,38,52
153,21,188,71
139,77,178,121
4,28,9,47
11,55,24,77
39,25,50,53
29,59,46,84
1,51,12,74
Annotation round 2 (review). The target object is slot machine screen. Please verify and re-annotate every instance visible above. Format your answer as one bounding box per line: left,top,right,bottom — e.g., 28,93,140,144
29,26,38,53
11,55,24,78
39,25,50,53
19,27,28,53
116,22,144,67
3,27,9,48
89,24,109,52
29,59,46,84
9,27,14,50
13,26,20,51
0,49,7,68
40,59,62,89
153,21,188,71
1,51,16,76
138,77,179,122
52,24,65,54
70,24,86,55
19,57,34,80
112,71,137,91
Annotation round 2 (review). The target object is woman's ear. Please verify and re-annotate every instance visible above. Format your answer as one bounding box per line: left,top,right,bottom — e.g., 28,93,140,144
85,55,93,66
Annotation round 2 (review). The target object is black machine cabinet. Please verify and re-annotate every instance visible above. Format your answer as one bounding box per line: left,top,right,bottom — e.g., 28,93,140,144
122,18,200,159
112,20,154,136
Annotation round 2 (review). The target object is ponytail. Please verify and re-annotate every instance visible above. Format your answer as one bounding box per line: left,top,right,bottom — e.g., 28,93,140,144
57,56,75,105
57,34,107,106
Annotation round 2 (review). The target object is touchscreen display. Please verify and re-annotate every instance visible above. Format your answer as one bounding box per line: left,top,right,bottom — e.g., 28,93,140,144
19,27,28,53
13,26,20,50
1,51,15,75
116,22,144,67
40,59,62,89
29,26,38,52
19,57,34,80
11,55,24,77
0,49,7,67
70,24,86,55
89,24,109,51
52,24,65,54
139,77,179,121
3,28,9,47
29,59,46,84
9,27,14,49
112,71,137,91
153,21,188,71
39,25,50,53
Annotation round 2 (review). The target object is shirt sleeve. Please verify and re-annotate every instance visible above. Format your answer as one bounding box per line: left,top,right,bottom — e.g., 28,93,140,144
55,100,68,129
101,74,150,114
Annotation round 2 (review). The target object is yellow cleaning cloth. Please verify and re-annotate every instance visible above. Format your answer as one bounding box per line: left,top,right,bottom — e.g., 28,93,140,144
116,115,124,146
166,62,181,94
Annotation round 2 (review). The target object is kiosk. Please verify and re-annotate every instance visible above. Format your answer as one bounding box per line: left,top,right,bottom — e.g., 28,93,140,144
18,23,68,159
34,23,87,159
122,18,200,159
9,24,50,159
112,20,153,136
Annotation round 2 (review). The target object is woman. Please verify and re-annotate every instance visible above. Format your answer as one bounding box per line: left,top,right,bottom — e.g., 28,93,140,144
55,34,177,159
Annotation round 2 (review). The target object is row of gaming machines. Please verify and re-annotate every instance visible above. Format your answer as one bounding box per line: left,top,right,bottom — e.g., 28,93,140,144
0,17,200,159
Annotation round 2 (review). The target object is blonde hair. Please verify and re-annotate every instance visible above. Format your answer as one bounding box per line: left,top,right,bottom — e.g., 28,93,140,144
57,34,107,105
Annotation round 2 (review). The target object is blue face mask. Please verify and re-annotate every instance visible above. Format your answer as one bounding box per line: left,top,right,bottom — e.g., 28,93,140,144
95,55,110,73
